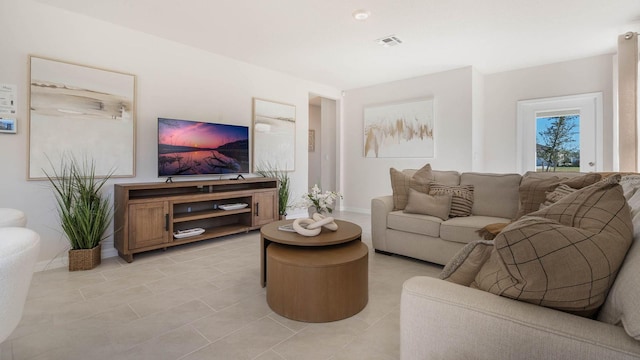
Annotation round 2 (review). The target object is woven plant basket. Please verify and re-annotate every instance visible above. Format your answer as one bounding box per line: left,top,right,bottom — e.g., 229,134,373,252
68,243,101,271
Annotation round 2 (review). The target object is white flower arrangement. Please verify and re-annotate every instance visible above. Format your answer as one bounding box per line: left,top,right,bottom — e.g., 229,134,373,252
298,184,343,214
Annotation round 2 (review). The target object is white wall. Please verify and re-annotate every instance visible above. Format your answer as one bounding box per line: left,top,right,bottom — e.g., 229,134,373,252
1,0,340,269
341,55,614,213
483,54,614,172
342,67,474,212
471,68,485,171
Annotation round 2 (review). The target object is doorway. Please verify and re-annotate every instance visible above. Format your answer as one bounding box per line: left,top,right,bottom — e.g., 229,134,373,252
308,95,337,193
517,92,603,173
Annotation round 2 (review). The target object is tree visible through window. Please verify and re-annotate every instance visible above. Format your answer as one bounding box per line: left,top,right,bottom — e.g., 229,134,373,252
536,115,580,172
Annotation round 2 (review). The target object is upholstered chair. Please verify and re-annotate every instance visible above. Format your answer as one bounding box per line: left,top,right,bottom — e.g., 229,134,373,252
0,227,40,343
0,208,27,228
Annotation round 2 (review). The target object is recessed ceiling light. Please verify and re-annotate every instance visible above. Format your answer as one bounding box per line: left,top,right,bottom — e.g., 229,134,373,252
352,9,370,21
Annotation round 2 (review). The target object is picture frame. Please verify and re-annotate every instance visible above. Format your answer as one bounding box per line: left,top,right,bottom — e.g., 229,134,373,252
0,118,17,134
363,98,434,158
28,55,136,179
252,98,296,171
308,130,315,152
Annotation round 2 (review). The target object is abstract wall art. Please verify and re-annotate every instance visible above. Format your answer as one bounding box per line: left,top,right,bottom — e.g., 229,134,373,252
28,56,136,179
363,98,434,158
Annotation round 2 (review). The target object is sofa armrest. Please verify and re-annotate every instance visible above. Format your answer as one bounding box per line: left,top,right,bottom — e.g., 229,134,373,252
371,195,394,251
401,276,640,360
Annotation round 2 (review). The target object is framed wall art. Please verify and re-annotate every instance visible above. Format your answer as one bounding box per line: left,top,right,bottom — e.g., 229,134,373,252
308,129,315,152
28,56,136,179
363,98,434,158
252,98,296,171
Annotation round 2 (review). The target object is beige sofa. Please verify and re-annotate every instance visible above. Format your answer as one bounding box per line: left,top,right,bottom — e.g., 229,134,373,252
395,172,640,359
371,170,523,265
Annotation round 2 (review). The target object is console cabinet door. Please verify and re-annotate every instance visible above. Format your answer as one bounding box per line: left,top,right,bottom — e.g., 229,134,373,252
253,191,277,226
128,201,169,250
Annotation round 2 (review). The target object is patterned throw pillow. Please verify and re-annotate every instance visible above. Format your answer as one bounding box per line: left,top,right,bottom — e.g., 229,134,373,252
389,168,430,210
472,176,633,315
539,184,577,209
515,173,602,219
440,240,494,286
429,183,474,217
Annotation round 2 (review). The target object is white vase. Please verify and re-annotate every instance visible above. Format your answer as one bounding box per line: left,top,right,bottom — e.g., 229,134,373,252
308,206,330,218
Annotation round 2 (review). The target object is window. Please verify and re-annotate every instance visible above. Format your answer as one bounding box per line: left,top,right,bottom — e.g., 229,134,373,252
517,93,603,173
536,114,580,172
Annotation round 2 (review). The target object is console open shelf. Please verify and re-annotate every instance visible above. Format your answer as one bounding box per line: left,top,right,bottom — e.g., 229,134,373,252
114,177,278,262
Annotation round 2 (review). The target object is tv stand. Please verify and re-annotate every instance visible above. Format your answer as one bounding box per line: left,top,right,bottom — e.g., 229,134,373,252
114,177,278,262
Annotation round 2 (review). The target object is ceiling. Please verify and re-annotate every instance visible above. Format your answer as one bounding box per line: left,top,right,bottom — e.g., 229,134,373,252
35,0,640,90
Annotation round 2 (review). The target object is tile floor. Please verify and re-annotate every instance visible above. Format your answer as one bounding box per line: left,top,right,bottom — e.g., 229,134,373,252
0,212,442,360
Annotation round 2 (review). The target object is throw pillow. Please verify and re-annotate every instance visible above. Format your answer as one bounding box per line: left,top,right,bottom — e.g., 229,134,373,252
515,173,602,219
476,222,510,240
412,163,434,183
472,176,633,315
429,183,474,217
440,240,493,286
539,184,576,209
403,188,452,220
390,168,430,210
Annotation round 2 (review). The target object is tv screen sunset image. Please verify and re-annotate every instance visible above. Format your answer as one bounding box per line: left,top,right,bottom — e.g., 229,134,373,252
158,118,249,176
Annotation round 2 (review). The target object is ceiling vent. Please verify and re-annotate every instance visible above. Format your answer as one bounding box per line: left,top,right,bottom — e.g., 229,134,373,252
376,35,403,47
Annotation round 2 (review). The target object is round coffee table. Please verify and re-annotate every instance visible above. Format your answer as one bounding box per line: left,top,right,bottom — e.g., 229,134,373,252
260,219,368,322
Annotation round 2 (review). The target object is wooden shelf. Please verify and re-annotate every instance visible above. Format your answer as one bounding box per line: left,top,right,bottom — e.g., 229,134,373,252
114,178,278,262
171,224,251,244
173,208,251,223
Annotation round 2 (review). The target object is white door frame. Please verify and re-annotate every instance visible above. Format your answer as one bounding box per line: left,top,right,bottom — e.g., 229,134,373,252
516,92,603,173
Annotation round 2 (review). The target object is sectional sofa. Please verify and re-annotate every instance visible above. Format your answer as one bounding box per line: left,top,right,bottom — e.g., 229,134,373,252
371,168,640,359
371,169,578,265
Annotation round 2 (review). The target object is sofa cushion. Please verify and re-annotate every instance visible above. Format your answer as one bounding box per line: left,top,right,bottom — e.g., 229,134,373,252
388,210,441,238
597,175,640,340
429,183,474,217
440,215,511,244
515,173,602,219
439,240,494,286
432,170,461,185
404,188,452,220
460,172,521,219
390,168,430,210
473,176,633,314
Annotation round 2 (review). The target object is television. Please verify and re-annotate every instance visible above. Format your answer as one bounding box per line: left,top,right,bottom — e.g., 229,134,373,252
158,118,250,177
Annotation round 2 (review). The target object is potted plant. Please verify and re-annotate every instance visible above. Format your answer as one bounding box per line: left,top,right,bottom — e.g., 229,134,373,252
256,163,291,219
44,156,113,271
299,184,343,216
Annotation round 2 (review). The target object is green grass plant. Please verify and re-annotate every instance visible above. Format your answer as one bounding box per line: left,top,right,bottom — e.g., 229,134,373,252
44,156,113,250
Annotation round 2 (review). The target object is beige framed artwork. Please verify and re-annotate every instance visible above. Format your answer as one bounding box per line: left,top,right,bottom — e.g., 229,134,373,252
363,98,434,158
28,55,136,179
252,98,296,171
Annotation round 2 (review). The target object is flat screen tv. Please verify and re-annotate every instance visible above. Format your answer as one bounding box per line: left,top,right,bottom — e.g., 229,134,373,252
158,117,250,177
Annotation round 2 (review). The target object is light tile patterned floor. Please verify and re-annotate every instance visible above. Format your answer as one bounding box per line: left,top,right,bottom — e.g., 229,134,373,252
0,212,442,360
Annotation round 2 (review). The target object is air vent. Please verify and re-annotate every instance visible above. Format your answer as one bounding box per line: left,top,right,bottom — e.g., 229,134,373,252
376,35,403,47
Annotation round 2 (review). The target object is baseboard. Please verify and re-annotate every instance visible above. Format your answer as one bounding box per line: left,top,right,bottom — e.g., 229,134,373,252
341,206,370,214
34,244,119,272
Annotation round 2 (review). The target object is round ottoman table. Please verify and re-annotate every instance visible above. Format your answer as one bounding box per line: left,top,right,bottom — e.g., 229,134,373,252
266,240,368,323
0,208,27,228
